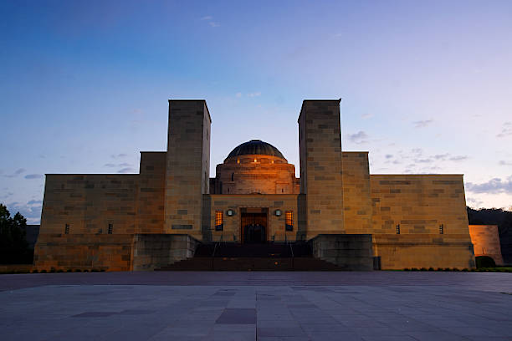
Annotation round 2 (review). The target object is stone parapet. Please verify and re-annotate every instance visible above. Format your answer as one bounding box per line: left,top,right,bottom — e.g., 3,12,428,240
310,234,373,271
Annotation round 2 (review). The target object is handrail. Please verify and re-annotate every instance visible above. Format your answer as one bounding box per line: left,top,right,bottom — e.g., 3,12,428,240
211,242,219,270
289,243,294,270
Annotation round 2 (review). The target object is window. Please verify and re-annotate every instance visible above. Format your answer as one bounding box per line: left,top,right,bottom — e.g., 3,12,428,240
396,224,400,234
108,223,113,234
65,224,70,234
285,211,293,231
439,224,444,234
215,211,223,231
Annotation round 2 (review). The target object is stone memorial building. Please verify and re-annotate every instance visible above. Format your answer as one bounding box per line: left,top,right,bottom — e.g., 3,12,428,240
34,99,476,271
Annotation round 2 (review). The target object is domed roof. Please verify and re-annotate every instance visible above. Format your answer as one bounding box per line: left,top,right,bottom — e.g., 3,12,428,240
227,140,286,160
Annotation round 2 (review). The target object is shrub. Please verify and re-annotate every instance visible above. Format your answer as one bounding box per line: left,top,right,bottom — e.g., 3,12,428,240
428,267,434,271
40,269,47,273
66,269,72,272
420,267,427,271
404,268,410,271
452,268,460,271
476,256,496,269
31,269,38,273
411,268,418,271
74,269,81,272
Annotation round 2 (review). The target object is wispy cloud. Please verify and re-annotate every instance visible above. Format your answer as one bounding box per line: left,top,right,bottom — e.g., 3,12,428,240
499,160,512,166
201,15,220,28
236,92,242,98
110,153,127,159
4,168,25,178
24,174,43,179
497,122,512,138
361,113,374,119
347,131,369,144
117,167,136,174
248,92,261,97
413,119,434,128
466,176,512,194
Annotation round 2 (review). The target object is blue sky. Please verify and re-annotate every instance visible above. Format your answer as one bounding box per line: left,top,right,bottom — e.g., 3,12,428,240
1,0,511,223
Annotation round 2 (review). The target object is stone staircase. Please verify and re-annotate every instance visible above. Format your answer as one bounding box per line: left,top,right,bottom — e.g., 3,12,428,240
155,243,343,271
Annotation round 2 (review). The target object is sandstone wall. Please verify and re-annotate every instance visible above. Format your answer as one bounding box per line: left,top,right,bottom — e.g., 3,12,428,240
469,225,504,265
370,174,474,269
299,100,345,238
165,100,211,240
137,152,166,233
40,174,139,235
215,155,297,195
342,152,372,234
34,234,134,271
204,194,299,243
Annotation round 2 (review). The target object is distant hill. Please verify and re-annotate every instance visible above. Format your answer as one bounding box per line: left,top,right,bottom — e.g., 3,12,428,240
467,207,512,265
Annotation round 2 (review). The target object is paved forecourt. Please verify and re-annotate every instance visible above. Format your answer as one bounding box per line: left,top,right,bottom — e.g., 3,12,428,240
1,272,512,341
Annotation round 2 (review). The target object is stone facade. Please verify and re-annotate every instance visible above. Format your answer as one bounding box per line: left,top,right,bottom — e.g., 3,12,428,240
469,225,504,265
34,98,477,271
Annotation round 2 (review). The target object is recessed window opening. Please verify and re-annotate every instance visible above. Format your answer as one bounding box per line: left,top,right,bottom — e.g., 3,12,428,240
285,211,293,231
65,224,70,234
396,224,400,234
215,211,223,231
439,224,444,234
108,223,113,234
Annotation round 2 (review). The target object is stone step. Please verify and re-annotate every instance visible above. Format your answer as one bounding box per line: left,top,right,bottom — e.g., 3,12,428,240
155,256,342,271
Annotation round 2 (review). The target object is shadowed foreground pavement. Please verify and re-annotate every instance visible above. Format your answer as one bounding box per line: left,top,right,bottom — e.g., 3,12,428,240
1,272,512,340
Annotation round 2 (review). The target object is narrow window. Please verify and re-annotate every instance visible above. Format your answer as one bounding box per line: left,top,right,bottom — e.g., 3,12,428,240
231,173,234,181
396,224,400,234
215,211,223,231
285,211,293,231
108,223,113,234
65,224,70,234
439,224,444,234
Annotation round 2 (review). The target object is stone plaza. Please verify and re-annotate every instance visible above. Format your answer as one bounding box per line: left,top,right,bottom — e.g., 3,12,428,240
1,271,512,341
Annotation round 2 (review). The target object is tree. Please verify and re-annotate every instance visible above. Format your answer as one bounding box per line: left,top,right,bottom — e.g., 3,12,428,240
0,204,32,264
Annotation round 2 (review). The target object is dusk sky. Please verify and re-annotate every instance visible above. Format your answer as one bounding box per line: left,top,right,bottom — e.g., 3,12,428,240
1,0,511,223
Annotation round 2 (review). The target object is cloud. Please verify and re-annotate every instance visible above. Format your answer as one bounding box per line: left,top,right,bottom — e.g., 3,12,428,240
200,15,219,28
117,167,136,174
1,192,14,199
385,154,393,159
467,197,484,207
4,168,25,178
413,119,434,128
361,113,374,119
449,155,468,162
111,153,127,159
347,131,369,144
499,160,512,166
6,200,43,224
24,174,44,179
248,92,261,97
497,122,512,138
236,92,242,98
466,176,512,194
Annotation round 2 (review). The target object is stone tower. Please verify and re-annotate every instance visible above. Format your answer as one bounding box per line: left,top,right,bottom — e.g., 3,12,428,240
165,100,211,240
298,100,345,238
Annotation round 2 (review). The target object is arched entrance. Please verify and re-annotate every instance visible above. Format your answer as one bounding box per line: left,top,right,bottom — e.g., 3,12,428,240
241,208,267,244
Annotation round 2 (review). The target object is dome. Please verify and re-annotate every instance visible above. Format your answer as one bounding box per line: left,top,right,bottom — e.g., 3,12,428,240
226,140,286,160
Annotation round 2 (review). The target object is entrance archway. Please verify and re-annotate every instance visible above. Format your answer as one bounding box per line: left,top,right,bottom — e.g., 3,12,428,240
241,208,267,244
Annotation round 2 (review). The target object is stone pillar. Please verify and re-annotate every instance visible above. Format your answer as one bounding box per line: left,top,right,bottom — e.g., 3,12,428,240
165,100,211,240
298,100,345,238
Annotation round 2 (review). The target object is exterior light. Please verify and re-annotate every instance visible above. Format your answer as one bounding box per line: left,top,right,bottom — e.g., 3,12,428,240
226,209,235,216
275,209,282,216
254,158,257,163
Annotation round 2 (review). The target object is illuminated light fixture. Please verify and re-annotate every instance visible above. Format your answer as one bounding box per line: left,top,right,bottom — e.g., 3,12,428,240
237,159,240,164
254,158,257,162
226,209,235,216
275,209,282,216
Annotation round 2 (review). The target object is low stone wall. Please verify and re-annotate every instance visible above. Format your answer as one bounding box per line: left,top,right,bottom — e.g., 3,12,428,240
0,264,33,273
34,234,134,271
310,234,374,271
373,234,475,269
132,234,199,271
